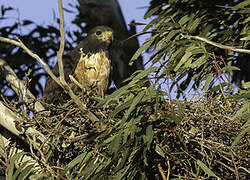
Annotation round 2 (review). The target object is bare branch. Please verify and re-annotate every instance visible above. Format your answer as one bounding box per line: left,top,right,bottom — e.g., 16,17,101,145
69,75,83,89
55,0,99,122
0,1,99,123
0,58,45,112
182,34,250,54
0,36,62,87
0,35,97,120
0,102,22,136
0,101,47,146
16,37,63,86
57,0,66,83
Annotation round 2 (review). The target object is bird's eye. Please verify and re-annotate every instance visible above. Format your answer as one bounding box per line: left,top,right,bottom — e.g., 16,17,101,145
96,31,102,36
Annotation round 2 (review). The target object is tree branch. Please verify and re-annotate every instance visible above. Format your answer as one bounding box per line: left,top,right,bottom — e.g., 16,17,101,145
0,58,45,112
0,101,47,150
0,36,62,87
182,34,250,54
0,130,42,173
56,0,99,122
57,0,66,83
0,0,99,123
69,75,83,89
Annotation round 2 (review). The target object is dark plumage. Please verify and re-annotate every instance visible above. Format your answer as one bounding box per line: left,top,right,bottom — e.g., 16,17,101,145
42,26,113,104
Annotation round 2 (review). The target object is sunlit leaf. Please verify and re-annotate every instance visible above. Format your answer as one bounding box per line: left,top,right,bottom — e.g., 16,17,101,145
130,34,158,63
197,160,219,178
174,51,192,72
8,152,27,180
231,118,250,148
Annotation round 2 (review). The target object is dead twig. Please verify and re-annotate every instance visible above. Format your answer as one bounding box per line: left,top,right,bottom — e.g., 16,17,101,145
181,34,250,54
0,58,45,112
158,163,167,180
57,0,66,84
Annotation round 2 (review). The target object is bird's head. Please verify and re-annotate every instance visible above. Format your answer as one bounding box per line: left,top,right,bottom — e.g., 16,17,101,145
88,26,114,46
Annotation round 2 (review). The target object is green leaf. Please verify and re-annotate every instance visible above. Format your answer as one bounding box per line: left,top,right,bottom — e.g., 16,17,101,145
222,65,240,72
12,161,29,180
203,74,214,91
103,134,118,144
232,102,250,120
145,125,153,150
97,67,157,108
240,35,250,41
176,101,185,119
124,90,146,119
228,93,250,100
242,16,250,24
114,164,131,180
165,30,179,41
155,145,165,158
144,6,161,19
18,164,33,180
234,0,250,9
187,17,202,33
231,118,250,148
132,67,159,82
109,97,133,118
191,55,207,68
96,84,132,107
174,51,192,71
178,15,189,26
61,152,87,176
130,34,158,63
197,160,218,178
8,152,27,180
78,160,99,179
128,148,139,162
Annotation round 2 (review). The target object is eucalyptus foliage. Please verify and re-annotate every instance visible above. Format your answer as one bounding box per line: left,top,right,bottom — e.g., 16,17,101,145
134,0,250,96
2,1,250,179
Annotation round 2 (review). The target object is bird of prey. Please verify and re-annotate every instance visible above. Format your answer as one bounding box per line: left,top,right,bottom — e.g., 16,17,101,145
42,26,113,104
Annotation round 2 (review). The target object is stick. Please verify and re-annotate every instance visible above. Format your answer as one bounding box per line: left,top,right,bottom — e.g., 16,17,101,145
57,0,66,83
182,34,250,54
0,58,45,112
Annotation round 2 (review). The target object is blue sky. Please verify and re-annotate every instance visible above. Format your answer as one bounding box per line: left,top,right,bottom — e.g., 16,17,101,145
1,0,151,47
1,0,152,70
1,0,157,96
0,0,207,100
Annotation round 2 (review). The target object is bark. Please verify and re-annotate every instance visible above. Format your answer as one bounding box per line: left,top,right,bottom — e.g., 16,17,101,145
0,102,44,173
0,58,45,112
0,128,42,173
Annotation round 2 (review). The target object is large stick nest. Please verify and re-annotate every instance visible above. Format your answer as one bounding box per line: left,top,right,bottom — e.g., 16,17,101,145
1,94,249,179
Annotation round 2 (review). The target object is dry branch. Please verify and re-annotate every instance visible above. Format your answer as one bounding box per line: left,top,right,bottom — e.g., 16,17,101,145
0,1,99,122
182,34,250,54
56,0,98,122
0,58,45,112
57,0,66,84
0,36,62,87
0,101,46,143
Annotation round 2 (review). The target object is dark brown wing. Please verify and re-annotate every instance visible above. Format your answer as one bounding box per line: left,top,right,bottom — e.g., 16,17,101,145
42,48,80,104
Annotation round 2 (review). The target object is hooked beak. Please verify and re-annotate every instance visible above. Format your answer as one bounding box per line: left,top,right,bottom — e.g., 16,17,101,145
103,31,114,43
